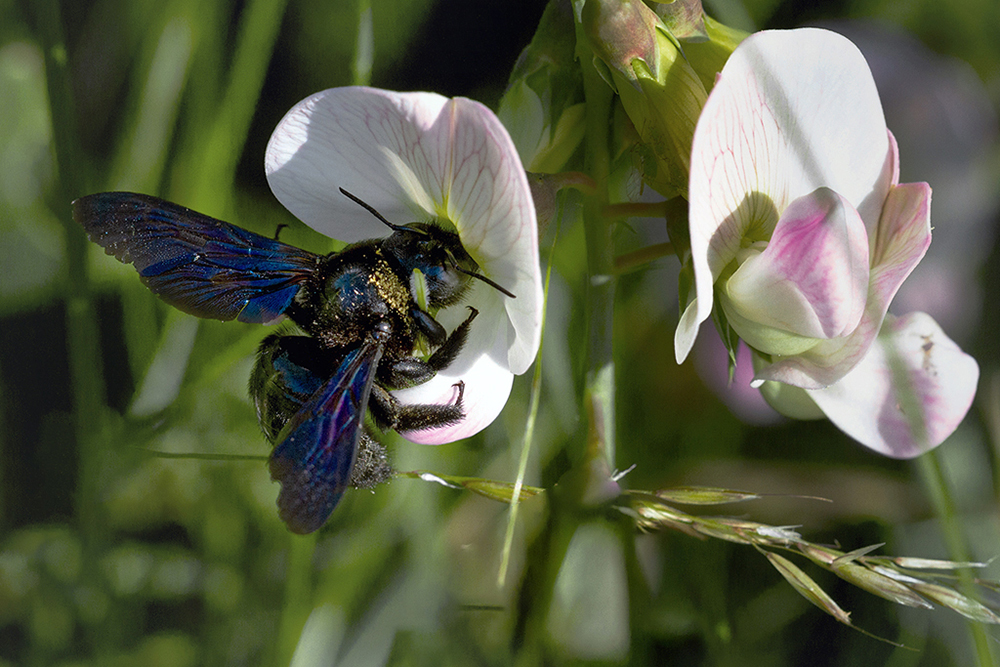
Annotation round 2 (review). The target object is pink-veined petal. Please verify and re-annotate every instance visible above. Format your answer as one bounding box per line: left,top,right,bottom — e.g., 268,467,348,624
682,28,892,362
756,181,931,388
808,312,979,458
265,87,450,242
266,87,541,376
724,188,869,343
442,98,543,374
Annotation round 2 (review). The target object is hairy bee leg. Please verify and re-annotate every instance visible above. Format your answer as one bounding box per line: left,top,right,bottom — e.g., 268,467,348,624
380,307,479,387
427,307,478,371
367,381,466,432
411,308,447,346
370,305,476,431
348,432,394,489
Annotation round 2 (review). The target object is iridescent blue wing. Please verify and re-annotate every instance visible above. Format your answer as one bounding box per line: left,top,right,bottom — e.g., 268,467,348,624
72,192,319,324
268,335,385,534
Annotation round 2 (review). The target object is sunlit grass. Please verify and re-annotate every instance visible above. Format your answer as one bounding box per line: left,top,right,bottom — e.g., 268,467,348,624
1,0,998,665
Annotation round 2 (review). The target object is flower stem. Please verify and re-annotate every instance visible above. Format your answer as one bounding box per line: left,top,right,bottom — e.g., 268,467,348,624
352,0,374,86
614,242,675,274
578,27,616,469
41,7,104,528
915,451,996,666
185,0,289,208
499,235,555,586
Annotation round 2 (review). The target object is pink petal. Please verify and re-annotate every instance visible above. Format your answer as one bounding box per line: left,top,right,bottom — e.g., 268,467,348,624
681,28,892,362
396,295,515,443
808,312,979,458
724,188,869,343
755,181,931,388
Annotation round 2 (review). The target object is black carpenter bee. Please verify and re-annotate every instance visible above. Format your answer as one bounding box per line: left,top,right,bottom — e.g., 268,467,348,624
72,190,514,534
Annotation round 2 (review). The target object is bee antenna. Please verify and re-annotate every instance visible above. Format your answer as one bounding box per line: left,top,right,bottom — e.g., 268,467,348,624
341,187,515,299
455,265,516,299
340,188,407,232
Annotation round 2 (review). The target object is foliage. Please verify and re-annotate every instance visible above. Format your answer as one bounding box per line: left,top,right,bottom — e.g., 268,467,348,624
2,0,1000,665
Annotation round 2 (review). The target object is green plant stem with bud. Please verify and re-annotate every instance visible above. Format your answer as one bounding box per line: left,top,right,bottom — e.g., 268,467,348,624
506,20,625,660
579,10,617,473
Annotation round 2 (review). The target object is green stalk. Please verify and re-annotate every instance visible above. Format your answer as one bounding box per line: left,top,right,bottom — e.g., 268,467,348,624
499,234,556,587
352,0,374,86
510,24,626,663
38,0,104,568
35,0,112,658
578,28,616,469
186,0,290,208
915,452,996,666
272,534,319,667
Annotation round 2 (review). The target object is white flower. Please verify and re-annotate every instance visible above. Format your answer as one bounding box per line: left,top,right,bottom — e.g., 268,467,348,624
264,87,543,443
677,29,978,456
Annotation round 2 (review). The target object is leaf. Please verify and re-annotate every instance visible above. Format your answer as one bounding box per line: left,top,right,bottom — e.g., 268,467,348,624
907,581,1000,624
763,550,852,626
404,470,544,504
656,486,762,505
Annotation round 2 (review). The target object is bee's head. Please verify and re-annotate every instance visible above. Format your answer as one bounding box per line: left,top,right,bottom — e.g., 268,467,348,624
382,223,476,307
339,188,515,307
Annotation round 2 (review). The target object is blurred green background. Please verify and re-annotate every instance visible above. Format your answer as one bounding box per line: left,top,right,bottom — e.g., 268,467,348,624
2,0,999,665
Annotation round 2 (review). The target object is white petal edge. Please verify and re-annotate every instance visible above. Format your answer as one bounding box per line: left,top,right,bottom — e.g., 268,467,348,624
266,87,451,242
808,312,979,458
441,96,543,374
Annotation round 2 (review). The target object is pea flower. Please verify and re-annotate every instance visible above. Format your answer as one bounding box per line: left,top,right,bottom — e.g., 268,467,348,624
264,87,543,444
674,29,978,456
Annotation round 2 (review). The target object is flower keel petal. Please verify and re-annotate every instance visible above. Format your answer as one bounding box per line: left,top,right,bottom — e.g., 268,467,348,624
395,300,515,443
755,181,931,388
724,188,869,346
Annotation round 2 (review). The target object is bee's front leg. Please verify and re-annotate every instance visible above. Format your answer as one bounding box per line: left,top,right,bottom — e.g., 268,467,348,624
384,307,479,388
367,381,465,432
